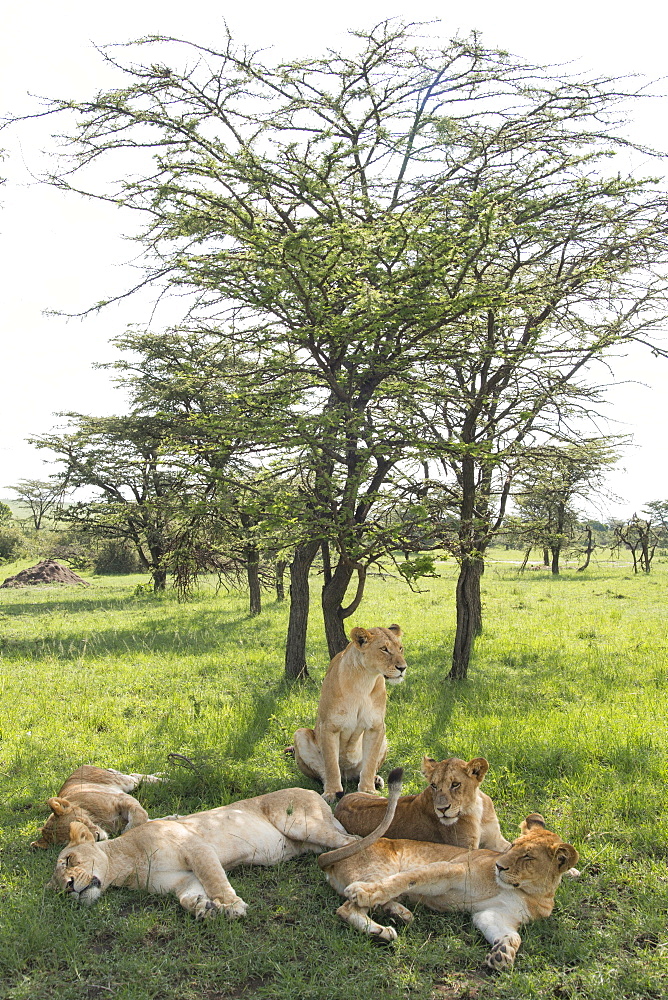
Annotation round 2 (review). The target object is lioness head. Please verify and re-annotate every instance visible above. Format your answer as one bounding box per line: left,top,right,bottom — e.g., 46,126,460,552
421,756,489,825
32,797,108,849
49,822,110,904
349,625,406,684
494,814,579,894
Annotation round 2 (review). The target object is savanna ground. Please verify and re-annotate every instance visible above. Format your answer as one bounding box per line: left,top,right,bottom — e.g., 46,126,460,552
0,550,667,1000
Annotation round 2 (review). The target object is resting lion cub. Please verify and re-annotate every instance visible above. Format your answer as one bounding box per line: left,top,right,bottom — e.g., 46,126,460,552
291,625,407,803
32,765,163,849
319,771,579,971
50,787,358,918
335,756,509,850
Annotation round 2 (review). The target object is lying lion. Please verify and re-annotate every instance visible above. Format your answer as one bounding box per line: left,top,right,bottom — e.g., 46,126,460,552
50,787,358,918
32,765,163,849
335,755,509,851
319,770,579,971
291,625,407,803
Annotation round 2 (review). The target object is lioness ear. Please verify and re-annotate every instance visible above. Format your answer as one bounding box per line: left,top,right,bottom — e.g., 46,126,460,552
387,624,402,636
520,813,546,833
68,821,95,845
555,844,579,870
350,627,373,646
421,757,437,780
31,836,49,850
48,797,71,816
466,758,489,782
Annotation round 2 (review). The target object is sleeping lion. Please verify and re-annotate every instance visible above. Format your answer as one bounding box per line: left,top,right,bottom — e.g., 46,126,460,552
32,765,163,849
319,769,579,971
50,787,358,918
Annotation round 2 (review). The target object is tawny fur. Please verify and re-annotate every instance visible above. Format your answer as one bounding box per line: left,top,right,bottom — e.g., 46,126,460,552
32,765,162,849
335,756,509,851
50,787,358,919
291,625,407,803
319,785,579,971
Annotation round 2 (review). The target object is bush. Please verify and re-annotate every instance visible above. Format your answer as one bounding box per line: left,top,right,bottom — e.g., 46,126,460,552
93,541,143,575
0,523,26,563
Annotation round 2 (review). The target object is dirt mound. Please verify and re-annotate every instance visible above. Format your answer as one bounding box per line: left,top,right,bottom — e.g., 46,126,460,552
1,559,89,588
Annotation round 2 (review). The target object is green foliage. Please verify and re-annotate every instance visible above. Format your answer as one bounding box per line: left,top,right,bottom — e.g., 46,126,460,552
93,540,144,575
397,553,439,584
0,522,27,563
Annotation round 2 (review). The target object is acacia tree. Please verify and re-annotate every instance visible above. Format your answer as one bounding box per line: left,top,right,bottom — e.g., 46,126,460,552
9,478,63,530
614,515,658,573
23,22,668,679
32,414,191,591
510,440,619,575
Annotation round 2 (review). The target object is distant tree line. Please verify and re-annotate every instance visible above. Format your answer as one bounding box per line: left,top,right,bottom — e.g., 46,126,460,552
10,22,668,680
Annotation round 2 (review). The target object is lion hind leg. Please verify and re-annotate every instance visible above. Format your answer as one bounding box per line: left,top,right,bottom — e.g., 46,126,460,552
336,900,397,943
292,728,325,783
383,900,413,924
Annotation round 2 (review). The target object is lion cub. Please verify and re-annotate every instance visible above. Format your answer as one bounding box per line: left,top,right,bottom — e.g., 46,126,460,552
32,765,162,848
291,625,407,804
335,756,509,851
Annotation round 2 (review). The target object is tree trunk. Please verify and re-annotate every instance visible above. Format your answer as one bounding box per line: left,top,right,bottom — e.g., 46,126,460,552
245,546,261,615
542,547,550,567
577,527,594,572
550,544,560,575
321,560,356,659
519,546,531,572
285,540,319,681
275,559,287,601
449,556,484,681
152,566,167,592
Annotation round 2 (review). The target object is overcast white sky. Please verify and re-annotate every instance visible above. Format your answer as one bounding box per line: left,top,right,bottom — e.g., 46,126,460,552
1,0,667,519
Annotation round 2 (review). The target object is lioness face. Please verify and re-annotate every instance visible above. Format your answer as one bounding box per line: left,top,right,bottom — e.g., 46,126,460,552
350,625,406,684
494,815,579,894
33,798,108,849
421,756,489,826
50,823,109,905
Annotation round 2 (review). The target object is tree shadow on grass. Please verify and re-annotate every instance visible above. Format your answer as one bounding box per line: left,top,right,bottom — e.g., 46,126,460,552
0,604,289,661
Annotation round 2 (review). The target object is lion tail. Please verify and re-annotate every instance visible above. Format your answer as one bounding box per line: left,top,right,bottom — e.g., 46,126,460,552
317,767,403,869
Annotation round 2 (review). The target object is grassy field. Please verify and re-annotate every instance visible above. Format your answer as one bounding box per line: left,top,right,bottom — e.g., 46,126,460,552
0,551,667,1000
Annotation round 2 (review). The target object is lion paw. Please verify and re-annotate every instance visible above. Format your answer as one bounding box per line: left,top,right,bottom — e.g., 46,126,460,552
194,896,219,920
371,924,398,944
383,901,413,924
222,896,248,919
322,790,344,805
345,880,384,909
484,937,518,972
374,775,385,790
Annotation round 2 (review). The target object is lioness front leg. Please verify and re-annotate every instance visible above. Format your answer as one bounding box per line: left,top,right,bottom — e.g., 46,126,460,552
345,859,472,909
473,910,522,971
185,844,248,919
320,729,344,803
118,794,150,830
357,727,387,794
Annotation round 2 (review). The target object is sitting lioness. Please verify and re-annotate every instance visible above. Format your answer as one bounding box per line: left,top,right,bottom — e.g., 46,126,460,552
50,787,358,918
319,770,579,971
291,625,406,804
335,756,509,850
32,765,163,849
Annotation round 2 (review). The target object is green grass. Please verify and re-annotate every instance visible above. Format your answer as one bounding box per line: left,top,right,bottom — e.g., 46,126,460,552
1,552,668,999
